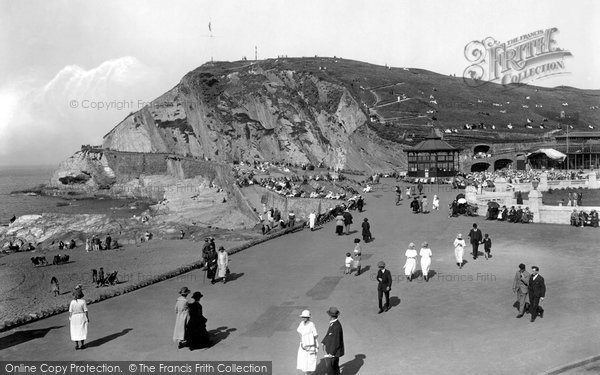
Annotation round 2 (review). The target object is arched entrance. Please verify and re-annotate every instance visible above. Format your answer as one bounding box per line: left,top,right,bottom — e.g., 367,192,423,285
473,144,491,155
471,162,491,172
494,158,513,170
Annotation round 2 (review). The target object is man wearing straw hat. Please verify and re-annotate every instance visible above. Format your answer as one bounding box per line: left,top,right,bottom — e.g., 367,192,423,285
321,307,344,375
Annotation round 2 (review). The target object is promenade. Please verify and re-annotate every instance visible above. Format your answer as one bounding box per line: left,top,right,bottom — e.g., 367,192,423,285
1,179,599,374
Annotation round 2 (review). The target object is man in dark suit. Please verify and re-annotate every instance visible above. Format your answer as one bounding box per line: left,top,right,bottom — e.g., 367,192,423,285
376,261,392,313
528,266,546,322
468,223,483,259
322,307,344,375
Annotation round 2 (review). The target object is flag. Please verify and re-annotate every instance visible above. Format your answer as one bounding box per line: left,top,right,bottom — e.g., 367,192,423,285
208,22,212,32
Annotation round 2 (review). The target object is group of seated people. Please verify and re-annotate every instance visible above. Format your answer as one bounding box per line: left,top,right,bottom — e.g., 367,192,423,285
6,239,35,251
259,207,296,234
487,205,534,223
58,239,76,250
570,209,599,227
235,168,359,199
448,200,478,217
87,235,119,250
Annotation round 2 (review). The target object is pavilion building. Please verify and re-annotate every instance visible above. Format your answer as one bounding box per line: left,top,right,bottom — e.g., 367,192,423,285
404,134,460,177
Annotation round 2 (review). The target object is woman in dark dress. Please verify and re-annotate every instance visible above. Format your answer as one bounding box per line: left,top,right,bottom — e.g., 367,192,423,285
185,291,210,350
361,218,372,243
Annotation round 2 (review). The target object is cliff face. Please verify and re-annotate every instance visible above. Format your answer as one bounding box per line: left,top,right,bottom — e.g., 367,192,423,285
101,62,403,171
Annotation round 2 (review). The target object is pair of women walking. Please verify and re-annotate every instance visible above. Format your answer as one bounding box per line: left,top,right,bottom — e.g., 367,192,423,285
403,242,433,281
173,287,211,350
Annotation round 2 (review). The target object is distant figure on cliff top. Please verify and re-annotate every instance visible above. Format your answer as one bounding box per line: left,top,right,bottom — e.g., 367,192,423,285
9,215,16,224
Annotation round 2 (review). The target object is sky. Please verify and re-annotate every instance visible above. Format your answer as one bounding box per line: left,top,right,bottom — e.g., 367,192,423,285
1,0,599,166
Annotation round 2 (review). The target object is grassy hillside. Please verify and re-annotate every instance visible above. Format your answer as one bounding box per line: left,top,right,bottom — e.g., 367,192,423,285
197,57,599,147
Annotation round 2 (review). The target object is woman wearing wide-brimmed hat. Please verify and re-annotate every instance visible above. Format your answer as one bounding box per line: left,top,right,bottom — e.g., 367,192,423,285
403,243,418,281
454,233,466,269
185,291,210,350
419,242,433,281
296,310,318,374
173,287,190,348
69,288,89,350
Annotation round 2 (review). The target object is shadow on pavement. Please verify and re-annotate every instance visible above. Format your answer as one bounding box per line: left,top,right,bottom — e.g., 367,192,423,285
0,325,64,350
226,272,245,283
85,328,133,348
390,296,401,307
208,326,236,347
341,354,366,375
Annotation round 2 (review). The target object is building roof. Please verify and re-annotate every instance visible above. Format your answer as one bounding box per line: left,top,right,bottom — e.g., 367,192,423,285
550,143,600,154
404,134,459,152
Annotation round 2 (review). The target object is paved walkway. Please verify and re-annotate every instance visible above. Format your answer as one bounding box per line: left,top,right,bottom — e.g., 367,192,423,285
1,180,599,374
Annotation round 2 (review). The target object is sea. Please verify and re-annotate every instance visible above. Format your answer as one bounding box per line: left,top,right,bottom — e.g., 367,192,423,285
0,165,151,224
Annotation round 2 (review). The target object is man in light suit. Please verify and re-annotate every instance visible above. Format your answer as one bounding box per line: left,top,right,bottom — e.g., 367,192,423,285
376,261,392,313
468,223,483,259
512,263,530,318
528,266,546,322
322,307,344,375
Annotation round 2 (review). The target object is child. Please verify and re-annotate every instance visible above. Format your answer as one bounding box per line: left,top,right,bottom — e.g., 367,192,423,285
353,238,362,255
344,252,353,275
482,233,492,260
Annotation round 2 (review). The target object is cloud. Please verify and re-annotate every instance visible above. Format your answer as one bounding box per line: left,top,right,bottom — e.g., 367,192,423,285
0,56,161,166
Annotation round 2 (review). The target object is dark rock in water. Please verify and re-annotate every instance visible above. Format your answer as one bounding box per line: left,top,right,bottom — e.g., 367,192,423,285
56,202,70,207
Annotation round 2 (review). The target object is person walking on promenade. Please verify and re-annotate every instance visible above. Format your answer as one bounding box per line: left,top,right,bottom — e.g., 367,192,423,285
352,238,362,275
308,211,317,231
173,287,190,349
217,246,229,284
207,248,218,284
482,233,492,260
468,223,483,260
410,197,420,213
421,196,429,213
432,194,440,211
512,264,530,318
361,218,372,243
376,261,392,313
395,186,403,205
406,186,412,200
344,253,353,275
321,307,344,375
342,209,353,235
335,213,345,236
404,243,418,282
356,196,364,212
528,266,546,322
454,233,465,269
288,210,296,227
51,276,60,296
419,242,432,282
69,288,89,350
201,238,211,269
185,291,210,350
296,310,318,375
417,181,424,195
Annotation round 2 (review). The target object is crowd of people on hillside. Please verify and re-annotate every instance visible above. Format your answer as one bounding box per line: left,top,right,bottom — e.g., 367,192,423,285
234,168,360,200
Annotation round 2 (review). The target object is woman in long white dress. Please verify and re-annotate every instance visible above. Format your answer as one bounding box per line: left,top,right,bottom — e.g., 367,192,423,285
404,243,418,282
296,310,318,375
69,289,89,350
173,287,190,348
419,242,433,281
454,233,466,269
217,246,229,283
308,211,316,231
